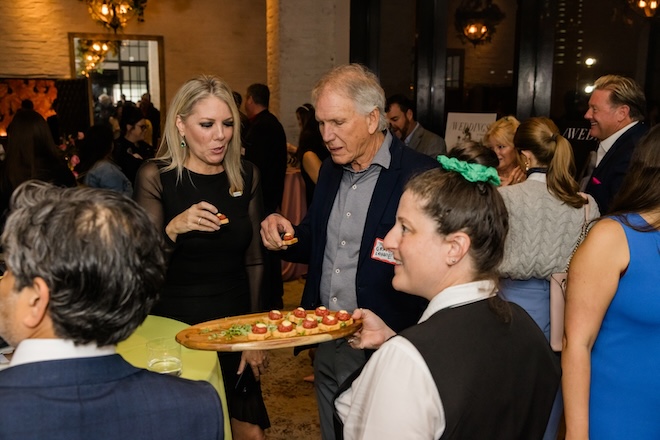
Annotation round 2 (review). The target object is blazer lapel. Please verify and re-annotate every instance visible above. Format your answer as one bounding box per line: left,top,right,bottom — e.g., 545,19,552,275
409,125,424,151
595,123,641,173
358,142,403,267
318,163,343,232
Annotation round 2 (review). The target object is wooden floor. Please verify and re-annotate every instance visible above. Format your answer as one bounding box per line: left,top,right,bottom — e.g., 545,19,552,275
261,278,321,439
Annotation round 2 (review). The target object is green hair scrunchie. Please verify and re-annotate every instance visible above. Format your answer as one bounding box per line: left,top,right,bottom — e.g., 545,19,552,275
436,155,501,186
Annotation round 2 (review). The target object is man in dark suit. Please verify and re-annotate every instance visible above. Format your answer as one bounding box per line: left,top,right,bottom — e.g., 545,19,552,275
260,65,439,440
386,94,447,157
244,83,287,215
0,182,223,440
244,83,288,310
584,75,648,214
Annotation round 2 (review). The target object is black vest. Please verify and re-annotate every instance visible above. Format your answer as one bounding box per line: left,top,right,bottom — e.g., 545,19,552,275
400,298,560,440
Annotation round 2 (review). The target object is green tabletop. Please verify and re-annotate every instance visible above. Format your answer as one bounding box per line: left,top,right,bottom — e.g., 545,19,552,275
117,315,232,440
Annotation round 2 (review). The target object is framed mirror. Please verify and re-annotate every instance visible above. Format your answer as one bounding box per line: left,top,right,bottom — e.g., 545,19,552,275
68,32,165,127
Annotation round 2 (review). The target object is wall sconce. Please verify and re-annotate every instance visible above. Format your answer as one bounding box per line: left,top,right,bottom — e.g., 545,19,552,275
455,0,505,47
81,0,147,33
628,0,658,17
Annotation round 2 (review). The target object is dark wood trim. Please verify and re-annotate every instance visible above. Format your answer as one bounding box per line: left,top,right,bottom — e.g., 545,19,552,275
645,21,660,102
349,0,380,75
349,0,448,134
416,0,448,136
514,0,556,119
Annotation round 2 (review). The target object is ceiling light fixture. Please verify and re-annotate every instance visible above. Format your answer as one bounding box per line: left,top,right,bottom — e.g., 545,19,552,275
455,0,505,47
81,0,147,33
628,0,658,17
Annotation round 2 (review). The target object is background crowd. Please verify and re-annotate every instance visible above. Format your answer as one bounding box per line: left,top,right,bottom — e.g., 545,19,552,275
0,65,659,440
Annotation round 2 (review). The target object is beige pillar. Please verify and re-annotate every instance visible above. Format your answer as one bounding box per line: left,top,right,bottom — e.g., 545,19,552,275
266,0,350,143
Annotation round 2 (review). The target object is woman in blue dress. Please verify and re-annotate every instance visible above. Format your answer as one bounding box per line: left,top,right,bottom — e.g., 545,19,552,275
563,124,660,439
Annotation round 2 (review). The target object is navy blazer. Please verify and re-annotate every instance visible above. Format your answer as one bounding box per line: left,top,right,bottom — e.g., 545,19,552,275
283,136,439,332
585,122,648,214
0,354,223,440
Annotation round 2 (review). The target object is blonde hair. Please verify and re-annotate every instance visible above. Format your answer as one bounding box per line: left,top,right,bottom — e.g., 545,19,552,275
157,75,244,193
483,115,520,148
483,116,525,171
594,75,646,121
311,64,388,131
513,117,585,208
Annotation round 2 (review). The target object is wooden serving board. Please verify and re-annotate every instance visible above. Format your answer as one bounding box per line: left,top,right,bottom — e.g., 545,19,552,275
176,311,362,352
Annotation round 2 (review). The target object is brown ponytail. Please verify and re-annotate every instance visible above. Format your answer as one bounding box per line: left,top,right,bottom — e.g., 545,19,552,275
514,117,586,208
548,133,585,208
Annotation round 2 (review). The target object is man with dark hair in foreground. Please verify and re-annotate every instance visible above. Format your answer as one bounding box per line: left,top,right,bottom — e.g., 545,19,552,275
0,181,223,440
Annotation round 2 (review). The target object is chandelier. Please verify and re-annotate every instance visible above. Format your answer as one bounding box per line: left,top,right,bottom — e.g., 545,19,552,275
455,0,505,47
76,39,118,76
82,0,148,33
628,0,658,17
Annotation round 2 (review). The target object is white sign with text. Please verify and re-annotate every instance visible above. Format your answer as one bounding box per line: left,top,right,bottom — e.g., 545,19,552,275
445,112,497,151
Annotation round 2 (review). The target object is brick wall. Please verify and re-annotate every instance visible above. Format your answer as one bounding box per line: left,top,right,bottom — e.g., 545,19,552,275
0,0,348,146
267,0,349,145
0,0,267,115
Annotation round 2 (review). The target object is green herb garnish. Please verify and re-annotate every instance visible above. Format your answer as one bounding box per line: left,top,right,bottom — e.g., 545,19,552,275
220,324,252,340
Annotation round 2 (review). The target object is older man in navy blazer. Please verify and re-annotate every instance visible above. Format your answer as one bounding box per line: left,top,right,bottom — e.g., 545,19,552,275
584,75,648,214
0,182,223,440
260,64,439,440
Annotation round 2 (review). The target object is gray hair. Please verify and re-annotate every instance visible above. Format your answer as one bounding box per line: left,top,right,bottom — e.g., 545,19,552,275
311,64,388,131
2,181,166,346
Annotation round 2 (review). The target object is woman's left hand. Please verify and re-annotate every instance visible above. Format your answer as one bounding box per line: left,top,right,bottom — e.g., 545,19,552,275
238,350,269,381
165,201,221,242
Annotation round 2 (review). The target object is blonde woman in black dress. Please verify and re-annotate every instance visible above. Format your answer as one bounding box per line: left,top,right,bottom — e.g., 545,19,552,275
134,75,269,440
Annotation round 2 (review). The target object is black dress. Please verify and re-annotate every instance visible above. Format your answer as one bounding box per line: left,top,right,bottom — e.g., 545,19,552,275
296,127,329,207
133,159,270,429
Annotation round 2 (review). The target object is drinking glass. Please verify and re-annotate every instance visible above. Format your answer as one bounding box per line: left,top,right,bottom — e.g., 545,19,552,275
146,337,182,376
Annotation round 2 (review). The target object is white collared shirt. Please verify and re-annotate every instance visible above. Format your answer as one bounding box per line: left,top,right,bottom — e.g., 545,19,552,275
596,121,638,166
336,280,496,440
8,339,116,368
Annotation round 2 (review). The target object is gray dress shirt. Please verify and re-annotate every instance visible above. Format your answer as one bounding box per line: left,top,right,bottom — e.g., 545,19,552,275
319,133,393,311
